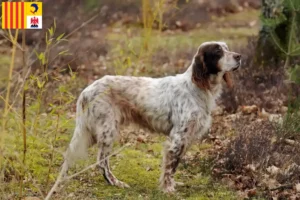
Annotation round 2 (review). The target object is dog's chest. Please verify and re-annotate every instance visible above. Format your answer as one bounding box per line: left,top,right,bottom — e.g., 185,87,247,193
194,94,215,139
197,115,212,139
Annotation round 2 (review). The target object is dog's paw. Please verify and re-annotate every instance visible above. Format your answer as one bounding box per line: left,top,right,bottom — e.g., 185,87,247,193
114,180,130,188
162,186,176,194
175,181,184,186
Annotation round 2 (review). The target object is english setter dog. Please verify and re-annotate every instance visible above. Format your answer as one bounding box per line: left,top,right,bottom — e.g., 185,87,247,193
57,41,241,194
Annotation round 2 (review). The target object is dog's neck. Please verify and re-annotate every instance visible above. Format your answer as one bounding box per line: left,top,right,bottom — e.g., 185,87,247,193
183,64,224,98
208,72,224,98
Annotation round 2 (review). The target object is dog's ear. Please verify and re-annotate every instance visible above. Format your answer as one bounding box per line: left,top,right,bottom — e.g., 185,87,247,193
223,72,233,88
192,51,210,90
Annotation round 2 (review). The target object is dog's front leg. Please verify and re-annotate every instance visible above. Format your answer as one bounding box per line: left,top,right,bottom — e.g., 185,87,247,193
160,127,190,193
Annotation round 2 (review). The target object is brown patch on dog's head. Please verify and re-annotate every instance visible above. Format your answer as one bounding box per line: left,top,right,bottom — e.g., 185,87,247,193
192,43,224,90
192,53,210,90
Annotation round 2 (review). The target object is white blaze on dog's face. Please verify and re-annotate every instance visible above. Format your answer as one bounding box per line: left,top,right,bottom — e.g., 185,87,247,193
217,42,241,71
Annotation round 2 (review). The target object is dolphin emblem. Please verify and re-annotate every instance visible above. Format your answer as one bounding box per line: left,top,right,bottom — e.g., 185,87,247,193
30,3,38,14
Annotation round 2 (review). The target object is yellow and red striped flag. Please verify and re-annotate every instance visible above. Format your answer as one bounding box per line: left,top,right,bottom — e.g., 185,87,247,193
2,2,42,29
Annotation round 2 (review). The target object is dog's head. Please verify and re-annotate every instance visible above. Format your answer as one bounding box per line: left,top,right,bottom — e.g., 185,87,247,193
192,41,241,90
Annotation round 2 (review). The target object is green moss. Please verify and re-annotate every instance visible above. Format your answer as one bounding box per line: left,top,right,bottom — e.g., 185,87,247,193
57,141,236,199
2,106,237,199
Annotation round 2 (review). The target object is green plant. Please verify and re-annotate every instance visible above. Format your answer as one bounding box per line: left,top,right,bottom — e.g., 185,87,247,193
0,20,79,199
260,0,300,81
261,0,300,140
277,95,300,140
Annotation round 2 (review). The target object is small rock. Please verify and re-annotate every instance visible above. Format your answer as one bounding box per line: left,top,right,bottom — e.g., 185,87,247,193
261,177,278,189
146,166,153,171
284,139,296,145
68,193,75,198
221,177,235,188
295,183,300,193
248,20,257,27
255,118,263,123
212,106,224,116
226,113,240,121
266,165,280,175
214,139,222,146
245,164,256,172
280,106,288,113
137,135,146,143
175,21,182,27
258,108,270,119
268,114,283,125
247,188,256,197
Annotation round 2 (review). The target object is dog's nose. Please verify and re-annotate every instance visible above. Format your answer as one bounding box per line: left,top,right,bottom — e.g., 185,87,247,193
234,54,241,61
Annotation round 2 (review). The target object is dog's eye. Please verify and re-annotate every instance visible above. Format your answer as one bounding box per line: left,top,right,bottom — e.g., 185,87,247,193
216,46,222,53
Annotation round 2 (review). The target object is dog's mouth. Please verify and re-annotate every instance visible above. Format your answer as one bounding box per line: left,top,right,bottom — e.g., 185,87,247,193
233,66,239,71
232,62,241,71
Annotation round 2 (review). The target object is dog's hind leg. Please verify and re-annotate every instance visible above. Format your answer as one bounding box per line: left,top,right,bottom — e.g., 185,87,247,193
96,118,130,188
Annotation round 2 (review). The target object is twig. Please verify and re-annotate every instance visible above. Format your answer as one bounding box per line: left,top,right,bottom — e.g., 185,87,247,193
65,143,129,180
64,13,99,40
45,112,60,190
269,184,293,191
9,67,32,109
45,143,130,200
22,28,27,165
4,30,19,116
0,30,23,50
27,171,45,199
284,139,300,148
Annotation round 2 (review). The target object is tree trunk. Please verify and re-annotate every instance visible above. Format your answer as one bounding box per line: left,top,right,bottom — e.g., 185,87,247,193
256,0,284,66
257,0,300,67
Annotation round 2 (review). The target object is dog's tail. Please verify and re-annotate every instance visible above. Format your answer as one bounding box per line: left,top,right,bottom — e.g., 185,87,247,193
46,113,93,199
64,123,92,167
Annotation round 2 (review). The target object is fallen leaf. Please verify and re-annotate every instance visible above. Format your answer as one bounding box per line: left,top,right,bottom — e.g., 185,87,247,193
241,105,258,114
268,114,283,125
137,135,146,143
245,164,256,172
247,188,256,197
258,108,269,119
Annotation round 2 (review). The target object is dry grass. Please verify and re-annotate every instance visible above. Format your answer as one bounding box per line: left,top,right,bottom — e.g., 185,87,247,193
215,112,300,199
